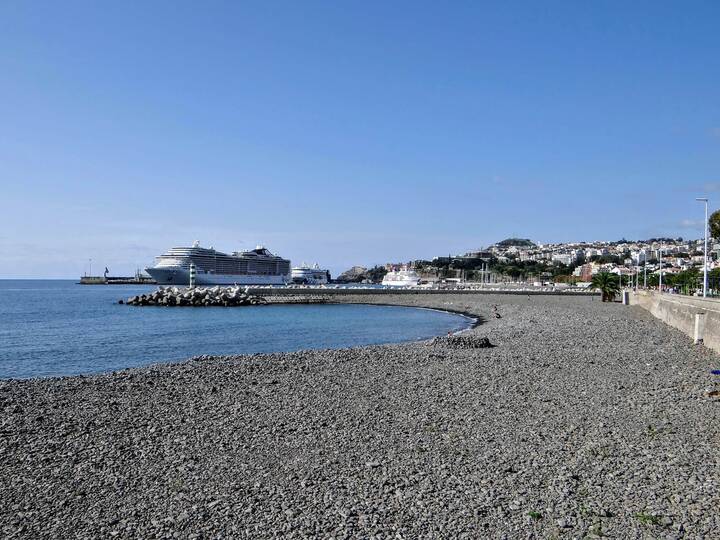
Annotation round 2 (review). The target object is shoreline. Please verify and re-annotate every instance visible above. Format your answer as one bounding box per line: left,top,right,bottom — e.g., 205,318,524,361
294,300,483,331
2,301,477,382
2,293,719,538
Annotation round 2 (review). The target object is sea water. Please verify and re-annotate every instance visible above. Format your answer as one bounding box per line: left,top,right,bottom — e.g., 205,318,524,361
0,280,471,378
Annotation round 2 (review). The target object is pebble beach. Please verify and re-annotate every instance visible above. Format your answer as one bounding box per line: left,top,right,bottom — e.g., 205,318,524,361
1,293,719,539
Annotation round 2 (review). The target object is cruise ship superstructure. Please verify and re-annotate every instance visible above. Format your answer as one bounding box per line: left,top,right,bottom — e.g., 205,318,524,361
145,241,291,285
382,266,421,287
291,263,330,285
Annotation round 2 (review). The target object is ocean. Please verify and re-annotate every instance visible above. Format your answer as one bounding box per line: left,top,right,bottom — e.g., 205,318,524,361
0,280,471,379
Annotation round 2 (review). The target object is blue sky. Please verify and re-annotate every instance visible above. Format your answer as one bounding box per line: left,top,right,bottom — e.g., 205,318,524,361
1,1,719,278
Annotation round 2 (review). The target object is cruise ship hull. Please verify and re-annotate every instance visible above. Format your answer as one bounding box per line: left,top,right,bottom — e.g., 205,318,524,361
146,267,289,286
382,279,420,287
291,269,329,285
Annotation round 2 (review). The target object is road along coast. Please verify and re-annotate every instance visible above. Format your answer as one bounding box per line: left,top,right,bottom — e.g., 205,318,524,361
1,293,719,538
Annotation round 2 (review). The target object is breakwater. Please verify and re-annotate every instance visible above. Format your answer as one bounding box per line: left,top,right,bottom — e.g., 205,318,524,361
121,284,598,309
80,275,156,285
123,286,267,307
249,286,599,297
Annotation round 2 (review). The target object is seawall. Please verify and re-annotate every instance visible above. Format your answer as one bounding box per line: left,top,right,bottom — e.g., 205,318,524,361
247,287,598,297
630,290,720,352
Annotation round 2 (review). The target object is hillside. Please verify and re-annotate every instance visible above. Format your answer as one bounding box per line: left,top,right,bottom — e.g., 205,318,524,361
494,238,537,248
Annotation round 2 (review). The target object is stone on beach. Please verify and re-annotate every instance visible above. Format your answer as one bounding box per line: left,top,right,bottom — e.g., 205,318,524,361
428,334,494,349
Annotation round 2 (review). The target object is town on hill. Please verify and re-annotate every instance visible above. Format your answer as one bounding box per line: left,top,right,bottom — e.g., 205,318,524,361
339,237,716,293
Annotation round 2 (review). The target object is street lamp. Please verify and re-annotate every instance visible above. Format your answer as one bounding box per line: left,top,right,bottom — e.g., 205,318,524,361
659,248,663,293
696,197,709,298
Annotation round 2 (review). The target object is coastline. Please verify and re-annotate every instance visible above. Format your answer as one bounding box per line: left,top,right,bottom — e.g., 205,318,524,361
268,299,483,332
1,293,719,538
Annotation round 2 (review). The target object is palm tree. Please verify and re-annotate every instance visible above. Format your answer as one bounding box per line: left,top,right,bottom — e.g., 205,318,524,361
591,272,620,302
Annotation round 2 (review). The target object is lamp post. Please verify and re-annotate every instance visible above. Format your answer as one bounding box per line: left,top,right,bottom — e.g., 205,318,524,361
659,248,663,293
696,197,709,298
643,249,647,288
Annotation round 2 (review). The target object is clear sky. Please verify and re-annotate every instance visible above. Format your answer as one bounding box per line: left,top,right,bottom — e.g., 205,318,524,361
1,1,719,278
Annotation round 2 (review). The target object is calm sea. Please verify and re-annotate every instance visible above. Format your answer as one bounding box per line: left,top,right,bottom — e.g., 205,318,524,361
0,280,471,379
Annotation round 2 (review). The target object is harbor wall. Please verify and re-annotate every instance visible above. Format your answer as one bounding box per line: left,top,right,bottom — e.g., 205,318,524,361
247,287,598,297
79,276,106,284
630,290,720,353
79,276,156,285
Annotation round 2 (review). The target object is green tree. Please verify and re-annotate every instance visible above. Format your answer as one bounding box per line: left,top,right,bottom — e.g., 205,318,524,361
669,267,700,294
591,272,620,302
365,266,388,283
710,209,720,239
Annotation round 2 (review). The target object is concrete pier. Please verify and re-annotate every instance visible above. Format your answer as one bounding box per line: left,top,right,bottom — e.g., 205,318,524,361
79,275,156,285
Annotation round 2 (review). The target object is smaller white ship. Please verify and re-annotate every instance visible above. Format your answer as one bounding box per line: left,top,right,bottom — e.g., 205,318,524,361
382,266,421,287
291,263,330,285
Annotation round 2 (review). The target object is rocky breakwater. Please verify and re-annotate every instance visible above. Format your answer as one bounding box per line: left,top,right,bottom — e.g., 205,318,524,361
122,286,268,307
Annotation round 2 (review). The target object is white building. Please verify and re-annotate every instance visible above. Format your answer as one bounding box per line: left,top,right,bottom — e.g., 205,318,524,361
552,253,574,265
630,250,648,264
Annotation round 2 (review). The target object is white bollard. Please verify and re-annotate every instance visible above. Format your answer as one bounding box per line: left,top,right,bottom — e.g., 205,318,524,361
694,312,706,345
621,290,630,305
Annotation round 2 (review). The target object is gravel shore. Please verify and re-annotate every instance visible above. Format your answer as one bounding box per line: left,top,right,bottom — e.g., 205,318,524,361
1,294,719,539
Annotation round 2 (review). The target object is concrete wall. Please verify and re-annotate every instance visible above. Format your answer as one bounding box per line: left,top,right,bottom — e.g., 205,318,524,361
630,291,720,352
79,276,106,284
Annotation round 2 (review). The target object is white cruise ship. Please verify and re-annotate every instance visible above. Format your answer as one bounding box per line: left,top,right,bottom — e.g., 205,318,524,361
382,267,421,287
291,263,330,285
145,241,291,285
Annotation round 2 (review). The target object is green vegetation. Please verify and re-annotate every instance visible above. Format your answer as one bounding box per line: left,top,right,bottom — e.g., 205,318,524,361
646,423,673,438
671,267,700,293
421,255,574,281
495,238,536,248
365,265,388,283
491,259,572,280
527,511,542,520
710,209,720,239
590,272,620,302
588,254,623,265
634,512,662,526
644,267,701,293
